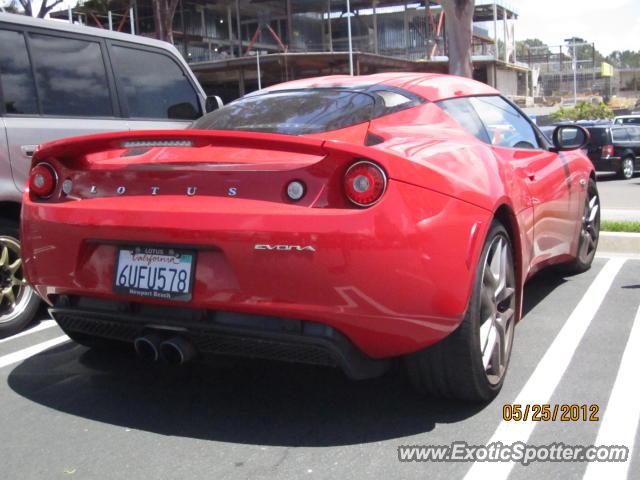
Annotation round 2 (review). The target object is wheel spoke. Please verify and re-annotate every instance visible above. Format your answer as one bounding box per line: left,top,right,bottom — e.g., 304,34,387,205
483,261,497,291
479,317,492,352
0,246,8,266
482,321,497,368
2,286,15,306
579,231,590,259
491,323,504,376
8,257,22,274
489,239,506,299
588,202,599,223
496,286,515,304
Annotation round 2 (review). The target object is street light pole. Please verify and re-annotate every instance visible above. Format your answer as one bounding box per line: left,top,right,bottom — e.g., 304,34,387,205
346,0,354,75
565,38,577,106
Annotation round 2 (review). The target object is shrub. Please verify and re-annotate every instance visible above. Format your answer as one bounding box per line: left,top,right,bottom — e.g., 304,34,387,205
550,102,614,122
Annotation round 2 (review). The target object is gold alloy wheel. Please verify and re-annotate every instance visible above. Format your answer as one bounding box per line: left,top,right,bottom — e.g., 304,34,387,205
0,236,34,324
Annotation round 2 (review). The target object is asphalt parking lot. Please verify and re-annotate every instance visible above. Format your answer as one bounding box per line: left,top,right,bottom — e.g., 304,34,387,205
597,173,640,222
1,256,639,480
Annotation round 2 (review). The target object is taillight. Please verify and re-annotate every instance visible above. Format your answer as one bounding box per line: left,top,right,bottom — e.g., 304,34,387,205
344,160,387,207
602,145,614,157
28,163,58,198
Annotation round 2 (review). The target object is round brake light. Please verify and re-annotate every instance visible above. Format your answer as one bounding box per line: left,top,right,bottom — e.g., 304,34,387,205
344,160,387,207
28,163,58,198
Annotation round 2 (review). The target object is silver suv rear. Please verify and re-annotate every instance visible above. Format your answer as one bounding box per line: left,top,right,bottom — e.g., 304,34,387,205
0,12,210,336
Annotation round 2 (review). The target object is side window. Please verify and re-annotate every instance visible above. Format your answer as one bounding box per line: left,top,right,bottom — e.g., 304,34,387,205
469,96,540,150
0,29,38,114
612,128,629,142
111,45,201,120
28,33,112,117
437,97,490,143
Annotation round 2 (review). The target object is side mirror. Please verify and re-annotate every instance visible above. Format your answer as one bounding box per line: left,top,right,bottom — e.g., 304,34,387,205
205,95,223,113
552,125,590,151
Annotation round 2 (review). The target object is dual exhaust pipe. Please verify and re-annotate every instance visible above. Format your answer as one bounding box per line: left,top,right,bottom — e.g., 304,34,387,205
134,334,197,365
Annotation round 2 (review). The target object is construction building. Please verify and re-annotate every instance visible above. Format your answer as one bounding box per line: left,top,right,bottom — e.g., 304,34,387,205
56,1,528,102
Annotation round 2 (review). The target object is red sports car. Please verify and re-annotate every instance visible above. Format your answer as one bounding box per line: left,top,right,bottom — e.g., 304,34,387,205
21,73,599,402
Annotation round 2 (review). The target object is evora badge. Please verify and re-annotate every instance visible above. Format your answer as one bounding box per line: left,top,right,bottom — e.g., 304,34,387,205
254,244,316,252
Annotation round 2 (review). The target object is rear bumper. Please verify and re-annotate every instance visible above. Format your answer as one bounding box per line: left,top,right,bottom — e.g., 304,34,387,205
590,156,621,172
50,296,390,379
22,180,492,358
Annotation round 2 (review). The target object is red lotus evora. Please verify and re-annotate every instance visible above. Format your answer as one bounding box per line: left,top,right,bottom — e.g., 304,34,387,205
21,73,599,402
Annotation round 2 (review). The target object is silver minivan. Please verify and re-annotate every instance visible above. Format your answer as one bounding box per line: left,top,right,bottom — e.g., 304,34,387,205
0,12,212,336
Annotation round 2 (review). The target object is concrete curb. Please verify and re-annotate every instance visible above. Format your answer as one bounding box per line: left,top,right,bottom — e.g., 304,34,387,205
598,231,640,257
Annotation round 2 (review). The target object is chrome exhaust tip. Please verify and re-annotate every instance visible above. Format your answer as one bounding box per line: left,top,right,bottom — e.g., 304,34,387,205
133,334,162,362
159,336,197,365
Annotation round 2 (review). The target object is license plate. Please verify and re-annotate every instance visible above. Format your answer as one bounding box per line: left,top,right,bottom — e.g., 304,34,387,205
113,246,196,302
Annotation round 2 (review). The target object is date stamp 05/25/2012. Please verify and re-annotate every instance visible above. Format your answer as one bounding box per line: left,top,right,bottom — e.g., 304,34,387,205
502,404,600,422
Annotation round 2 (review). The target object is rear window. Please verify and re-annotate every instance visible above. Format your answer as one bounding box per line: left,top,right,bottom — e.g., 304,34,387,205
192,89,375,135
0,29,38,114
612,128,629,142
111,45,201,120
586,128,610,145
628,126,640,141
29,33,113,117
615,117,640,125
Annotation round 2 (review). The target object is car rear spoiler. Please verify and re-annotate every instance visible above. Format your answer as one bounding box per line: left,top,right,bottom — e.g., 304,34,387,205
32,129,329,168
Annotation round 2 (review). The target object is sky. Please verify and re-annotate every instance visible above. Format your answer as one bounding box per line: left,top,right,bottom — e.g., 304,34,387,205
508,0,640,56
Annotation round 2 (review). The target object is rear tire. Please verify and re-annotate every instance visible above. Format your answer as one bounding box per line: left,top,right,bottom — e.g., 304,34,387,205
619,157,634,180
0,219,41,338
561,178,600,274
405,221,517,403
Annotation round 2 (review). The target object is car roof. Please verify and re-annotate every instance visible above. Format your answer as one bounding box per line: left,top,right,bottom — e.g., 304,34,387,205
0,11,179,52
265,72,499,102
614,115,640,118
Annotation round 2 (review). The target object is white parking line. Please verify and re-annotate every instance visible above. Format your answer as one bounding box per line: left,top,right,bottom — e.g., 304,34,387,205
583,304,640,480
464,257,626,480
0,320,57,345
0,335,69,370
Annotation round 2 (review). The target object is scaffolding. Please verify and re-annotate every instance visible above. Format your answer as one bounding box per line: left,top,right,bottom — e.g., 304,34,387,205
520,42,617,103
53,1,526,100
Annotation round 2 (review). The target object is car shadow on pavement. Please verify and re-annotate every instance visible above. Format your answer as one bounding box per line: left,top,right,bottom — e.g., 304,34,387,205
7,273,567,447
8,343,485,447
522,269,567,317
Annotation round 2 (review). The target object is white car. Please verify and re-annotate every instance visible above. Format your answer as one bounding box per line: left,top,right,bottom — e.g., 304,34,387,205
613,115,640,125
0,12,218,337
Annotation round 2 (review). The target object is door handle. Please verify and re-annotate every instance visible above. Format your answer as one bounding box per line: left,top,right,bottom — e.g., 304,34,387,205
21,144,38,158
524,170,536,181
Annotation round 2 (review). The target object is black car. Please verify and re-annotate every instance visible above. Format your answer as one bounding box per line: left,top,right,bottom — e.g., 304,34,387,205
584,125,640,179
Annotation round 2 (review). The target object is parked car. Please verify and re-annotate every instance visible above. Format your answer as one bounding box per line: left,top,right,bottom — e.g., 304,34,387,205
583,124,640,179
613,114,640,125
0,12,215,336
21,73,598,403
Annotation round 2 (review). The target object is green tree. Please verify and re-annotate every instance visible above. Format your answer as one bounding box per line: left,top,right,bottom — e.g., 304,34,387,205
564,37,604,64
516,38,550,59
606,50,640,69
550,102,614,122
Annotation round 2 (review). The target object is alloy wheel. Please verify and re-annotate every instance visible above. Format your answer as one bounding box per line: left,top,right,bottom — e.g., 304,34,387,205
0,236,34,324
622,158,634,179
478,235,516,386
578,189,600,263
